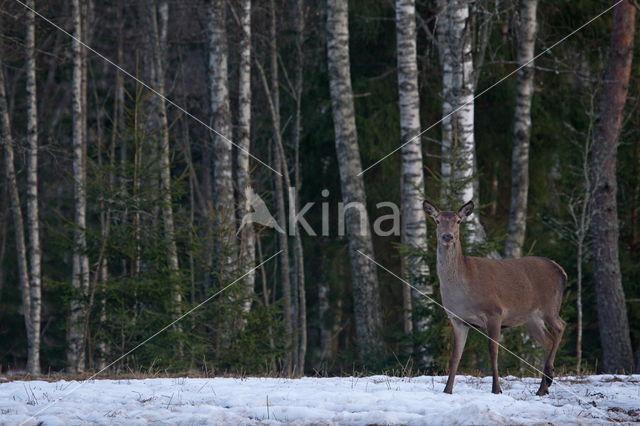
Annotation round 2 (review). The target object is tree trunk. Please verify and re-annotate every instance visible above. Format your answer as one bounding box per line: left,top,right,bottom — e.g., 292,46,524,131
256,235,277,371
505,0,538,259
437,0,486,244
326,0,384,366
395,0,430,348
0,42,35,376
66,0,89,373
436,0,453,201
25,0,42,375
575,239,584,373
589,0,635,374
96,0,125,371
274,144,293,374
235,0,255,314
291,0,307,377
148,0,181,325
572,111,594,375
256,0,295,373
207,0,236,280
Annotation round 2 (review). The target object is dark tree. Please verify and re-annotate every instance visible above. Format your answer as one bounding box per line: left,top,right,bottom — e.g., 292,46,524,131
589,0,635,373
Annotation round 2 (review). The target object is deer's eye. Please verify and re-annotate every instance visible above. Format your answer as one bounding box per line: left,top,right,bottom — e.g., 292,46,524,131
435,219,440,224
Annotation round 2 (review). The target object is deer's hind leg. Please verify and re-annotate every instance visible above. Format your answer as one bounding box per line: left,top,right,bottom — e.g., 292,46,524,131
524,314,564,396
541,315,565,395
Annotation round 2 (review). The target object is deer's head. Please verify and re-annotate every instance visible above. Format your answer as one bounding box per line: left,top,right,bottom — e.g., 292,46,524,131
423,200,474,248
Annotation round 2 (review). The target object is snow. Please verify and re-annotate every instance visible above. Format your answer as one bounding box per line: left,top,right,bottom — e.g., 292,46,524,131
1,375,638,425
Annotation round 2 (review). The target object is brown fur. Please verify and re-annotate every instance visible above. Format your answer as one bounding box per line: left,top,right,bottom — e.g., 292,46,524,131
423,200,566,396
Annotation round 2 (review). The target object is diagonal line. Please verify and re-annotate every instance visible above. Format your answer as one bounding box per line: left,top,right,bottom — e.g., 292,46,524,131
356,249,607,409
358,0,623,176
18,250,282,426
13,0,282,177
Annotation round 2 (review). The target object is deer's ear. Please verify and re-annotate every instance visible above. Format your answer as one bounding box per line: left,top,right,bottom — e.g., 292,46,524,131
423,200,440,218
457,200,474,218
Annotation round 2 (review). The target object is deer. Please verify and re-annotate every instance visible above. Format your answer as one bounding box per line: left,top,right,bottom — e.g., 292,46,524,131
423,199,566,396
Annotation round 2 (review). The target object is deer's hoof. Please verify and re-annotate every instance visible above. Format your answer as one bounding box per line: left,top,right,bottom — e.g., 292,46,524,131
536,388,549,396
492,388,502,394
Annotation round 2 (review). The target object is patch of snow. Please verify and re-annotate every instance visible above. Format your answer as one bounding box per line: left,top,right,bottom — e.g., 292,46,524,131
0,375,638,425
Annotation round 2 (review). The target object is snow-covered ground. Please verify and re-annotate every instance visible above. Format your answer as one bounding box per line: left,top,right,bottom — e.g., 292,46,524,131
1,374,638,425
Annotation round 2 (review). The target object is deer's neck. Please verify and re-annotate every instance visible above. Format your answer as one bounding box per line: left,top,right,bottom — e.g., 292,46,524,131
436,240,467,285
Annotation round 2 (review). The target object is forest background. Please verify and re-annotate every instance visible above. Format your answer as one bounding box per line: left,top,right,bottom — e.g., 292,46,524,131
0,0,638,378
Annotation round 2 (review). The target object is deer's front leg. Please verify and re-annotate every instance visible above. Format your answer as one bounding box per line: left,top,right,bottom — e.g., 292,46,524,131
487,318,502,394
444,319,469,394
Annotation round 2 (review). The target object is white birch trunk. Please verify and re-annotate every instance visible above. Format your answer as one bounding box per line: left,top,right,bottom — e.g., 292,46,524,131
67,0,89,373
207,0,236,279
148,0,181,316
439,0,485,244
436,0,453,200
25,0,41,375
236,0,255,314
505,0,538,258
395,0,430,344
326,0,384,365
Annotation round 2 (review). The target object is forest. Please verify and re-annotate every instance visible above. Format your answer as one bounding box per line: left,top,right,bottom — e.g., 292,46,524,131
0,0,638,380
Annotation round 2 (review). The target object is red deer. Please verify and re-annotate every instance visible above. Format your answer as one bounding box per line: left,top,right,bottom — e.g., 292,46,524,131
423,199,566,395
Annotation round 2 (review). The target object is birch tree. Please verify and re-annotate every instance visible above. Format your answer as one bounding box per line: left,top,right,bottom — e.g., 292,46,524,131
505,0,538,258
436,0,486,244
147,0,181,318
235,0,255,314
589,0,635,373
208,0,237,280
326,0,384,365
436,0,454,201
0,38,39,375
25,0,42,375
395,0,430,343
66,0,90,373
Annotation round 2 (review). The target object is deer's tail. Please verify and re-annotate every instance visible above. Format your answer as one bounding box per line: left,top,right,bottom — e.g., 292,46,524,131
547,259,568,292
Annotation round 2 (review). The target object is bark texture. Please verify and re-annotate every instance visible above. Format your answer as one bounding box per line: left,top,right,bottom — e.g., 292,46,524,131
505,0,538,259
208,0,237,279
437,0,485,244
395,0,430,347
326,0,384,365
66,0,89,373
236,0,255,314
589,0,635,374
25,0,42,375
147,0,181,317
436,0,453,199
